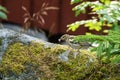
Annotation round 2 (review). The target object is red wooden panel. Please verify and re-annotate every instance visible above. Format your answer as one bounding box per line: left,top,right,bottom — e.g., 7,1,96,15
3,0,31,25
32,0,60,34
0,0,90,35
0,0,2,4
59,0,88,35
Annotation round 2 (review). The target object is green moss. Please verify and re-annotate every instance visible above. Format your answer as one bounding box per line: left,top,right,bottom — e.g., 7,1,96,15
0,43,30,75
0,42,119,79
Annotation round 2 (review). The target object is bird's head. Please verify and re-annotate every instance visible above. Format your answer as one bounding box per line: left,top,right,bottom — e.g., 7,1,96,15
58,34,69,42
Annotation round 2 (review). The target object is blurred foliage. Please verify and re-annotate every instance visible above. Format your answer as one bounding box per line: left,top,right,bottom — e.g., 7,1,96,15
73,30,120,64
67,0,120,32
67,0,120,65
0,5,8,20
0,42,119,79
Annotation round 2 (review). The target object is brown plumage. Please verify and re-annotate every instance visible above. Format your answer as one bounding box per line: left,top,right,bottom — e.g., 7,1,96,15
59,34,91,50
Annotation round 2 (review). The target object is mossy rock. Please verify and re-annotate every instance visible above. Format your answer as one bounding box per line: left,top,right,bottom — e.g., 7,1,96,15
0,38,2,52
0,38,2,45
0,42,119,80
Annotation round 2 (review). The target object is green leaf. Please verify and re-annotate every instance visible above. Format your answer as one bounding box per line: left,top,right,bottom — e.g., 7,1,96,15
71,0,82,4
114,44,120,49
67,21,80,32
100,0,110,5
103,41,110,49
0,5,8,13
111,55,120,64
96,42,104,58
110,49,120,54
84,20,102,31
75,10,81,17
92,6,104,11
0,12,7,19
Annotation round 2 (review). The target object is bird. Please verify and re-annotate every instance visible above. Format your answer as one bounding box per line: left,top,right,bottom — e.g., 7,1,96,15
59,34,91,50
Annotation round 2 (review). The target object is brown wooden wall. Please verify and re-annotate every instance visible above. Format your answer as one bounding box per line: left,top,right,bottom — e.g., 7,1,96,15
0,0,89,35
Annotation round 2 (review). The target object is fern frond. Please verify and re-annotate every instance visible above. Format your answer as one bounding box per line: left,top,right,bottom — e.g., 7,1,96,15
73,30,120,64
74,30,120,44
74,34,107,43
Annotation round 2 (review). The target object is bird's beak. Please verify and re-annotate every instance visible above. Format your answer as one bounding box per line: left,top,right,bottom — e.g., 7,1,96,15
58,39,61,42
